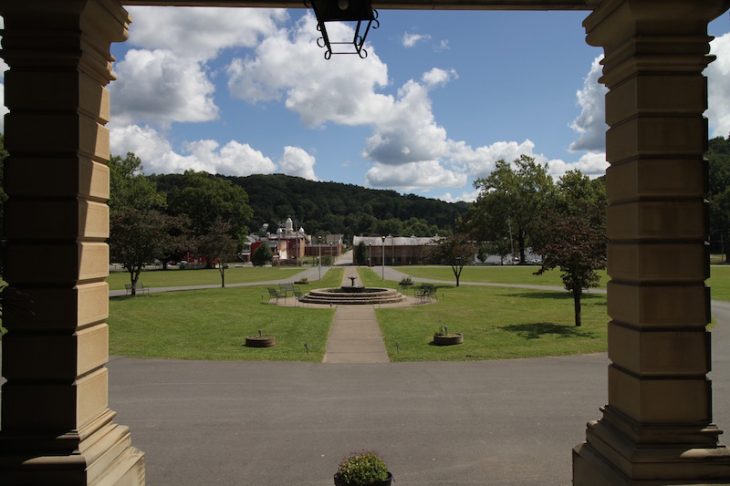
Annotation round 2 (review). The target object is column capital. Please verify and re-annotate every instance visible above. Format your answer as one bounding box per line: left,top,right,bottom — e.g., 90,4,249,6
584,0,729,87
586,0,730,44
0,0,130,85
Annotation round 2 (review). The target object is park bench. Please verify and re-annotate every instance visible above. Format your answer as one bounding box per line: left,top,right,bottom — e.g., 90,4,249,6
416,284,437,303
124,283,150,296
265,287,286,303
279,282,296,297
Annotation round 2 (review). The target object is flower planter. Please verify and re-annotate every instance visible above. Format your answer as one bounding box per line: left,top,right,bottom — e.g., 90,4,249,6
244,336,276,348
433,333,463,346
334,471,393,486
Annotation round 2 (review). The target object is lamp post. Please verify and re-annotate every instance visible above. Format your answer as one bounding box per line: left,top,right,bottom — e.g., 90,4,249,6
381,235,386,280
318,235,322,280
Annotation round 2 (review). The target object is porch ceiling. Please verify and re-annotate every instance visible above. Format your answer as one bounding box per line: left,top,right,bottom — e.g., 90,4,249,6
120,0,592,10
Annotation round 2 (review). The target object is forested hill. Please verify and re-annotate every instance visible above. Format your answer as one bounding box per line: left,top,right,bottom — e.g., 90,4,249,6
152,173,469,238
233,174,469,237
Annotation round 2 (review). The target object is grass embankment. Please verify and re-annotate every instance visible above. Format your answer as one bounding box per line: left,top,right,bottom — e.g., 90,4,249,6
107,266,304,290
108,268,343,361
360,266,607,362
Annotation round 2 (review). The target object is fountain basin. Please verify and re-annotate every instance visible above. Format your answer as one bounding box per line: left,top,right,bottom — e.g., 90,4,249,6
299,286,405,305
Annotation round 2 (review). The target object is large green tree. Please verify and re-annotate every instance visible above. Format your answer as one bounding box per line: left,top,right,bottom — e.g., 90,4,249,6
108,153,171,293
166,171,253,242
533,170,607,326
198,218,238,288
430,233,476,287
109,152,165,212
708,135,730,261
471,155,554,264
110,209,170,296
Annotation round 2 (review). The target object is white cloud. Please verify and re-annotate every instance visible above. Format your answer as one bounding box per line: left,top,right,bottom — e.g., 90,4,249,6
227,14,390,127
421,67,458,88
402,32,431,48
448,139,538,179
363,80,449,165
366,161,466,189
546,152,608,179
110,124,276,176
439,189,480,203
708,32,730,138
126,6,287,60
434,40,450,52
569,55,608,152
279,146,317,180
111,49,218,127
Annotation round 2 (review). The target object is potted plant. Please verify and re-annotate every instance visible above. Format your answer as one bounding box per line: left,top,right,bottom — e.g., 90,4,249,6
432,325,463,346
244,329,276,348
334,451,393,486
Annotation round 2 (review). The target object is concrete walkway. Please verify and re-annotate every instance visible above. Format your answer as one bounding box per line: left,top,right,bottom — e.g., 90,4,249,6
109,265,331,297
322,266,390,364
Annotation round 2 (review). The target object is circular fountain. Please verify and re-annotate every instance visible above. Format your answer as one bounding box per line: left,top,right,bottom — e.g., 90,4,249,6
299,274,405,305
299,286,405,305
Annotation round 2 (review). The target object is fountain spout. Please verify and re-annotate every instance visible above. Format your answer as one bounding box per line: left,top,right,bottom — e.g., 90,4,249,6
349,276,357,287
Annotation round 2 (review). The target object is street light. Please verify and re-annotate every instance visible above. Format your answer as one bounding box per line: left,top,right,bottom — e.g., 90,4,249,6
318,235,322,280
381,235,385,280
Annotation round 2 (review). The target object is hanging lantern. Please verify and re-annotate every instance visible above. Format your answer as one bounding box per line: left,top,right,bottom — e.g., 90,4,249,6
306,0,380,59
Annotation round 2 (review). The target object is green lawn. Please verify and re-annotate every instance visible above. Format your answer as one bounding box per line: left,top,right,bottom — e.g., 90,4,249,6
394,265,609,288
107,266,304,290
395,265,730,302
710,265,730,301
358,266,608,361
108,268,344,361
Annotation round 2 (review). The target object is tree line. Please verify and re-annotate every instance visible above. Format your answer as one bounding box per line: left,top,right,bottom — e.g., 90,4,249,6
152,172,467,239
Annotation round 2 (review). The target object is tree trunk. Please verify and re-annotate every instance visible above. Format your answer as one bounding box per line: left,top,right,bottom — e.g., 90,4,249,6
129,268,140,297
573,287,582,327
517,232,526,265
220,266,225,288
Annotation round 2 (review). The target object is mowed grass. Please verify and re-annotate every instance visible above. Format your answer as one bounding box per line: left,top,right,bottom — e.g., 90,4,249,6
360,266,608,361
395,265,609,288
108,268,343,361
107,266,305,290
710,265,730,301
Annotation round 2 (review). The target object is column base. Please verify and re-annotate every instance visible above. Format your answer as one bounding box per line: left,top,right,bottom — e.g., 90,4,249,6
0,411,145,485
574,408,730,485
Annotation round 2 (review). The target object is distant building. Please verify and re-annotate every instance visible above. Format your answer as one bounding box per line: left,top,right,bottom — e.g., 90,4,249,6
250,217,309,263
305,233,345,258
352,235,442,265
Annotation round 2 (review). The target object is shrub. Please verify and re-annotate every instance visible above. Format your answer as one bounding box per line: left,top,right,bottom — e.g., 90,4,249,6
335,451,389,486
251,244,273,267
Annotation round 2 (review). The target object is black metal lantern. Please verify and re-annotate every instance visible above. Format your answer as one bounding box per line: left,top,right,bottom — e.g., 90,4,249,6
306,0,380,59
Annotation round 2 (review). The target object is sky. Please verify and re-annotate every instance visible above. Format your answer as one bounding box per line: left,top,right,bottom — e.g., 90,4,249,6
2,8,729,202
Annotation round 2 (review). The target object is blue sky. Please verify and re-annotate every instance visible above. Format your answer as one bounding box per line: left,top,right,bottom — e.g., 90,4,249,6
95,7,730,202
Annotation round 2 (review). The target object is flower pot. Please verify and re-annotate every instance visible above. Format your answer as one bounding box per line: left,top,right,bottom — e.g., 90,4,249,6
334,471,393,486
244,336,276,348
433,332,463,346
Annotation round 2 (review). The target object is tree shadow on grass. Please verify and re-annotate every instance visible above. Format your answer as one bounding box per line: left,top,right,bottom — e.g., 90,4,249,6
504,291,604,301
499,322,596,339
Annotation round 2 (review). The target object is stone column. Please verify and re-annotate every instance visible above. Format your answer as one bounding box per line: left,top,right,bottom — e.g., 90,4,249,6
573,0,730,484
0,0,145,484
